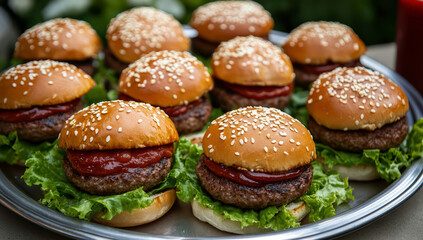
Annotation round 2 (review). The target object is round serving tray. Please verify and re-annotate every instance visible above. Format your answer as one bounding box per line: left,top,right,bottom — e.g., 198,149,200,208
0,29,422,240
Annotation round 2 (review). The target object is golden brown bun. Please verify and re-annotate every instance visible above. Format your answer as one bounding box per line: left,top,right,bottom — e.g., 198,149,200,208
93,189,176,227
107,7,190,63
14,18,101,61
202,106,315,172
307,67,409,131
190,1,273,43
212,36,294,86
0,60,95,110
58,100,179,150
191,200,309,234
119,51,213,107
282,21,366,65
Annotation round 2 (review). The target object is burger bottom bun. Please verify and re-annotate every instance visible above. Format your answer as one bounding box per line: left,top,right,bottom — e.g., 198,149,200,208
191,200,309,234
318,158,380,181
93,189,176,227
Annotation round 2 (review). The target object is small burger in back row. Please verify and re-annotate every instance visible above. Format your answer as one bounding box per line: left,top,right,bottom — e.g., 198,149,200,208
118,51,213,134
210,36,295,112
283,21,366,88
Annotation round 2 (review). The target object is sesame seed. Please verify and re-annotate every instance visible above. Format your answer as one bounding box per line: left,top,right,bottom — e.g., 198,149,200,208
235,152,240,156
106,136,110,142
264,146,268,153
106,126,112,130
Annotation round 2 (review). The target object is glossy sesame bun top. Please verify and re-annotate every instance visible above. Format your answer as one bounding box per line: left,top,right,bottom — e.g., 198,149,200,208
107,7,190,63
190,1,273,42
212,36,294,86
0,60,95,110
14,18,102,61
307,67,409,131
202,107,315,172
282,21,366,65
119,51,213,107
58,100,179,150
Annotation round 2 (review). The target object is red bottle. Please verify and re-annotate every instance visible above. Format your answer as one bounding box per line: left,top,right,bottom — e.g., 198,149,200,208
396,0,423,94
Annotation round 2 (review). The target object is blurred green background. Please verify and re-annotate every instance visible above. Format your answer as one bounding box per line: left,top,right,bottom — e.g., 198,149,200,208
0,0,397,66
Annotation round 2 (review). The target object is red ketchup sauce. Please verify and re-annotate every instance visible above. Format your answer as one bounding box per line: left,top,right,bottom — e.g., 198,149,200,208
0,98,80,123
118,92,203,117
66,144,174,177
295,59,361,75
203,156,308,187
218,80,294,100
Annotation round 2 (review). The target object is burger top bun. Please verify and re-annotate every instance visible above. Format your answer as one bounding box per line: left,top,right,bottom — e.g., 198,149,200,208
202,106,315,172
14,18,102,61
282,21,366,65
119,51,213,107
0,60,95,110
190,1,273,42
58,100,179,150
107,7,190,63
307,67,409,131
212,36,294,86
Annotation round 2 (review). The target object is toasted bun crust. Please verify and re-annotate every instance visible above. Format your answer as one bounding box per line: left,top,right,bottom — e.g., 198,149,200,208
307,67,409,131
58,100,179,150
190,1,273,42
318,158,379,181
212,36,294,86
14,18,101,61
191,200,309,234
93,189,176,227
0,60,95,110
202,107,315,172
282,21,366,65
119,51,213,107
107,7,190,63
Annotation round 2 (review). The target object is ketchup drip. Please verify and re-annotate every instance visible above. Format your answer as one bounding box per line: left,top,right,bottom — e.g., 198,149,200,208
217,79,294,100
203,156,308,187
0,98,81,123
118,92,204,117
295,59,361,75
66,144,174,177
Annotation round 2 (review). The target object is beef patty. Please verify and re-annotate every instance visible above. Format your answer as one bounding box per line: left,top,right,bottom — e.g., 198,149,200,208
68,58,96,76
168,97,212,134
308,116,409,152
196,154,313,209
63,155,172,195
104,48,129,74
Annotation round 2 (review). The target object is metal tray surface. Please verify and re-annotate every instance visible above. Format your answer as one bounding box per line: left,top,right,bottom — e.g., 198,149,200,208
0,29,422,240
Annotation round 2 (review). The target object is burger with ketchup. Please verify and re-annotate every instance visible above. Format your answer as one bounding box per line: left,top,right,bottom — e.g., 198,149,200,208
118,50,213,134
282,21,366,88
192,106,316,234
57,100,179,227
0,60,95,164
210,36,295,112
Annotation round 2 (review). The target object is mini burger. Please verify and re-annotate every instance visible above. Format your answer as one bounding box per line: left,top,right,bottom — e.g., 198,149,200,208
58,100,179,227
210,36,295,112
194,106,316,234
118,50,213,134
282,21,366,88
13,18,102,76
307,67,409,180
189,1,273,57
0,60,95,143
106,7,190,73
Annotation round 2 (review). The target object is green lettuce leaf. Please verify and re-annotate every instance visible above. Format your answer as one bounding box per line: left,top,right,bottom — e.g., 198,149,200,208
23,142,183,221
175,138,353,231
316,119,423,182
284,88,309,126
0,131,56,165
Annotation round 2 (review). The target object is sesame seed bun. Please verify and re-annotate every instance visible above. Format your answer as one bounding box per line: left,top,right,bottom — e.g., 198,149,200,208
306,67,409,131
58,100,179,150
190,1,273,43
93,189,176,227
282,21,366,65
0,60,95,110
14,18,102,61
202,107,315,172
212,36,294,86
107,7,190,63
119,51,213,107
